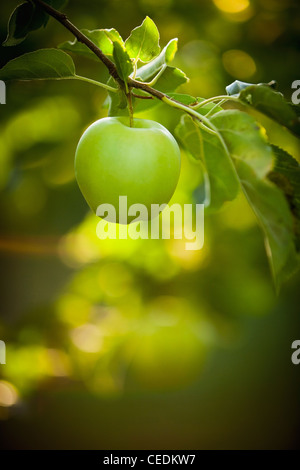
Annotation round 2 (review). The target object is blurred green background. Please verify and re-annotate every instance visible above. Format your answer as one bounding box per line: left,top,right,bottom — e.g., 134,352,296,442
0,0,300,450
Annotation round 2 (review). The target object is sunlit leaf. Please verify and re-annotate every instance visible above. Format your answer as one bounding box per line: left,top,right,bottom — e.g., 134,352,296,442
0,49,76,81
59,28,122,61
113,42,133,86
125,17,160,63
104,28,124,46
135,38,178,81
131,38,185,113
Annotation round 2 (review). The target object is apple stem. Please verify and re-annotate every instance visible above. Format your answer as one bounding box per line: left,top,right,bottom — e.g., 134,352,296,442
127,91,134,128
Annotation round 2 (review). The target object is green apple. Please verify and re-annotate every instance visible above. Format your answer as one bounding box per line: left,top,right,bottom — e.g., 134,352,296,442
75,116,181,223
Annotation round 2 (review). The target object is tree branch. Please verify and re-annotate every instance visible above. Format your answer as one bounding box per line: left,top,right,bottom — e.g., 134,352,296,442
28,0,209,126
29,0,122,85
28,0,173,99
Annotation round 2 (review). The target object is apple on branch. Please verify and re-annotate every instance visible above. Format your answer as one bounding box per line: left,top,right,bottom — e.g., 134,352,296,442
75,117,181,223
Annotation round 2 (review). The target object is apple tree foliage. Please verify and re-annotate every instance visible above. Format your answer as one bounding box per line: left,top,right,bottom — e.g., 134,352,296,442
1,0,300,291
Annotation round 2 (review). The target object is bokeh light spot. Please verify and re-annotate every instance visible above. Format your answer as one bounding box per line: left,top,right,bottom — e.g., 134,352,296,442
213,0,250,13
71,324,103,353
0,381,19,407
222,49,257,79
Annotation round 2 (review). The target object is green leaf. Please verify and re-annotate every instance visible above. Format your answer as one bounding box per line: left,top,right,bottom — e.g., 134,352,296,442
3,2,38,46
226,80,255,96
211,110,273,179
192,160,211,206
104,28,124,46
239,85,300,138
113,42,133,87
234,159,298,290
210,108,298,288
175,114,239,209
59,28,122,61
0,49,76,81
105,78,129,117
3,0,67,47
153,66,188,93
132,39,184,112
125,16,160,63
226,79,277,96
135,38,178,82
268,146,300,251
